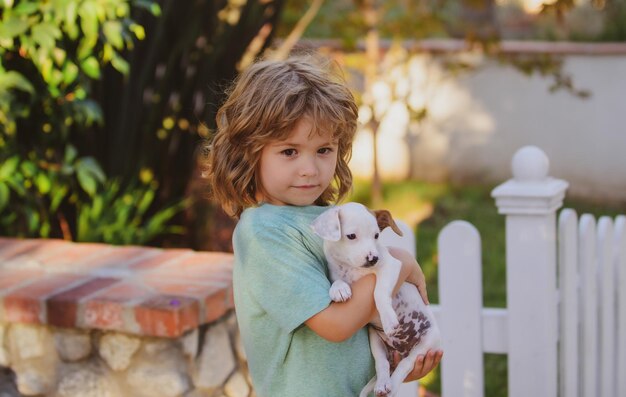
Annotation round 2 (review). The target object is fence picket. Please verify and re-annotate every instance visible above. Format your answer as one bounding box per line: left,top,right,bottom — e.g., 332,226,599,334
597,217,616,397
558,209,579,397
579,214,599,397
438,221,483,397
615,215,626,397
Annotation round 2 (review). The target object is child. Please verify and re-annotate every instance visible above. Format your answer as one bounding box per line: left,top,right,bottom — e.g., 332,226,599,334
207,55,442,397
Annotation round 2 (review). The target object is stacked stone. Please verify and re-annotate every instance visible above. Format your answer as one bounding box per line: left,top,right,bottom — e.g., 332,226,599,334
0,312,253,397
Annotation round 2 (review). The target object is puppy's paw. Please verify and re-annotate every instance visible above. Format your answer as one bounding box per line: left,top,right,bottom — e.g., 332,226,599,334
329,280,352,302
374,377,392,397
380,311,400,336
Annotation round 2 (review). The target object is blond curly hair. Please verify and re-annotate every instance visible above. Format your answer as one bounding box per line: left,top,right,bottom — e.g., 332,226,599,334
205,55,358,218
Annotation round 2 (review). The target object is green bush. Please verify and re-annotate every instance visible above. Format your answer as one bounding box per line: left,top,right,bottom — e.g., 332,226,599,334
0,0,178,243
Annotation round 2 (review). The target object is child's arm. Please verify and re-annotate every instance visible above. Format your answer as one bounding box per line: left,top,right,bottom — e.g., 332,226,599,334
304,258,417,342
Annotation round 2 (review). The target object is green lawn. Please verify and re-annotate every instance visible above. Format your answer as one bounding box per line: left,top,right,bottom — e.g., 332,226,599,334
349,178,626,396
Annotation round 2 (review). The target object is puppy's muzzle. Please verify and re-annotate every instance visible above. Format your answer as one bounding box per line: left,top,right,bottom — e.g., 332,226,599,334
363,255,379,268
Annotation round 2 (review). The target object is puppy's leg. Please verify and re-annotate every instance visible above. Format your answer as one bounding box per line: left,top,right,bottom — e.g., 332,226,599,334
329,279,352,302
375,255,401,336
367,327,392,397
386,346,422,396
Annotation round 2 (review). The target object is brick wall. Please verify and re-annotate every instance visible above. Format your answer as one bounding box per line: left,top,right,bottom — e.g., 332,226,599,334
0,238,251,397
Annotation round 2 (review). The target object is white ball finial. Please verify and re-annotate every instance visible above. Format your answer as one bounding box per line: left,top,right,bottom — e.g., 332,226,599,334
511,146,549,181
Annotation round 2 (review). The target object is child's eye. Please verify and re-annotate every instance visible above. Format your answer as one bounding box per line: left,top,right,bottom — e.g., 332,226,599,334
281,149,297,156
318,147,333,155
374,233,379,239
346,234,356,240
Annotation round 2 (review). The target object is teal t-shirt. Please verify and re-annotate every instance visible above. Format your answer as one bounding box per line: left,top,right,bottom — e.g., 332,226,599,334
232,203,375,397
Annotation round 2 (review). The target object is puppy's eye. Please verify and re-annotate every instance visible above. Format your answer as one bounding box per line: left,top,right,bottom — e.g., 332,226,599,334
374,233,379,239
346,234,356,240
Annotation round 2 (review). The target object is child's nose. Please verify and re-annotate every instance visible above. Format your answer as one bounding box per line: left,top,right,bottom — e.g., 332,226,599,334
299,157,318,177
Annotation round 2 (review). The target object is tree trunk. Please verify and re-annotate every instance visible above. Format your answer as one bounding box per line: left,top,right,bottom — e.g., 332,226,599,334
360,0,383,206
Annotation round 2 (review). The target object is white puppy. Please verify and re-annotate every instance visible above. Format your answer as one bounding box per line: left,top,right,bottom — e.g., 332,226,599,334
312,202,441,397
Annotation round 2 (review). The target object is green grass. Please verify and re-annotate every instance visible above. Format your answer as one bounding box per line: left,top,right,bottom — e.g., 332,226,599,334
348,178,626,396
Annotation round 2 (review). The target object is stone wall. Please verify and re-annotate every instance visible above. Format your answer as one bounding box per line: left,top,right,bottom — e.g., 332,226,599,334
0,312,251,397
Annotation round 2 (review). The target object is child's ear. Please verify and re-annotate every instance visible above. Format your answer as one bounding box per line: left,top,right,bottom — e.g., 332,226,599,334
372,209,403,236
311,207,341,241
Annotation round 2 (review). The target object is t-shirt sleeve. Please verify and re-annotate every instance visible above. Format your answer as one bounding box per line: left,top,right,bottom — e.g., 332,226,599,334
234,222,331,333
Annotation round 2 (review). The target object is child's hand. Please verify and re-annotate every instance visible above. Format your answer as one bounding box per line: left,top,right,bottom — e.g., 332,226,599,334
393,349,443,382
388,247,429,304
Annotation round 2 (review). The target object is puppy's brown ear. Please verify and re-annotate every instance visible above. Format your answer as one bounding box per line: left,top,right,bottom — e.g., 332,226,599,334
372,209,403,236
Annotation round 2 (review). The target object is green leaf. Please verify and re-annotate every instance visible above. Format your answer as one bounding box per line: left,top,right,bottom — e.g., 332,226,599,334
77,205,90,241
81,163,105,183
77,36,97,60
13,2,39,16
103,20,123,49
0,156,19,180
91,195,103,218
0,71,35,94
35,173,51,194
76,167,97,196
0,182,9,211
76,156,106,182
5,177,26,196
40,221,50,237
136,188,154,215
50,185,67,212
129,23,145,40
133,0,161,16
78,1,98,40
63,62,79,85
20,161,37,177
80,56,100,79
0,16,30,40
111,55,129,75
64,144,78,164
26,209,40,233
32,22,61,50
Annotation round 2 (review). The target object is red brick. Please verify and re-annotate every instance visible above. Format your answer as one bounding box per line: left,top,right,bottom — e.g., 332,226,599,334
82,282,154,331
204,287,234,323
3,273,87,324
142,280,223,300
0,269,45,293
139,279,233,327
0,239,47,262
41,243,111,271
140,272,232,288
162,252,234,271
47,277,120,328
128,249,194,271
153,253,233,282
78,246,159,270
135,295,200,337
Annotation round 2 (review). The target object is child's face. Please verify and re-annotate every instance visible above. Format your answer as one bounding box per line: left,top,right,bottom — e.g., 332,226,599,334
258,117,338,206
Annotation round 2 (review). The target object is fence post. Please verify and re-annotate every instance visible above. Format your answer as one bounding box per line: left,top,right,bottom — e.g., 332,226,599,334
491,146,568,397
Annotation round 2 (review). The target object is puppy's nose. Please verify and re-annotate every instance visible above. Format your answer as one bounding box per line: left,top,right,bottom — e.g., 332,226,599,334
364,255,378,267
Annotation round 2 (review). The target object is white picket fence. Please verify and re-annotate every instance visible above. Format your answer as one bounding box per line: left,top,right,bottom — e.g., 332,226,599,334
419,146,626,397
